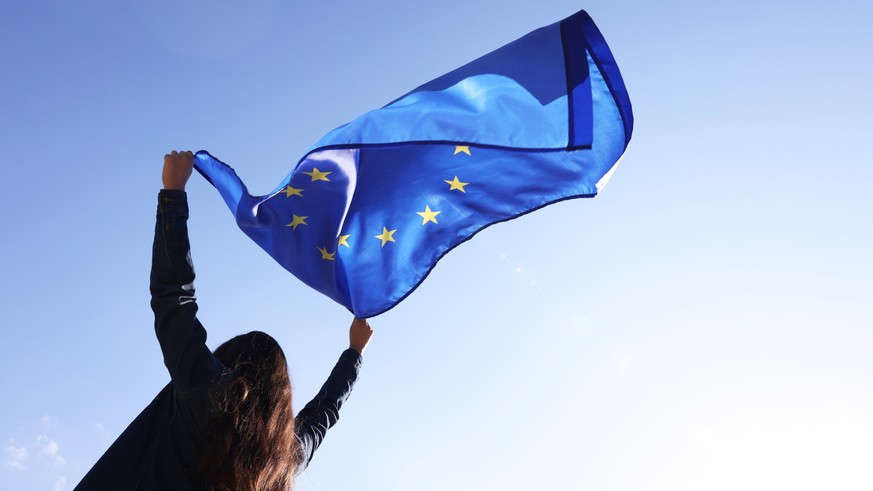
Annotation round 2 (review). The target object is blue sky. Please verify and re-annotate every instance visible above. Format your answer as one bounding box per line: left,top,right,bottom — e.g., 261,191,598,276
1,1,871,490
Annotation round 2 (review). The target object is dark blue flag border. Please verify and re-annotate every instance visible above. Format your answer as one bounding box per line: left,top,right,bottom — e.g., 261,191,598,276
295,10,633,164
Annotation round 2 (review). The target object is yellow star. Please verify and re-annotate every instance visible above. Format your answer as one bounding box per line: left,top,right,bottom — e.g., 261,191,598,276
317,246,336,261
444,176,469,193
337,234,351,248
454,145,471,156
303,167,332,182
285,214,308,230
417,205,440,225
282,185,303,198
374,227,396,247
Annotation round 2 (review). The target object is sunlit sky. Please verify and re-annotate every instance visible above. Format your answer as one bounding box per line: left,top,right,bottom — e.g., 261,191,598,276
2,1,871,490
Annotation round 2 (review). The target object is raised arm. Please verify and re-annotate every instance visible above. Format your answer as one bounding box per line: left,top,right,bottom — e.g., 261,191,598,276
150,151,223,391
295,318,373,472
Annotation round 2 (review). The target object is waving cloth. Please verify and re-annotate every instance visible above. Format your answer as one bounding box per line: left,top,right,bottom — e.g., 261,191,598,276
194,9,634,317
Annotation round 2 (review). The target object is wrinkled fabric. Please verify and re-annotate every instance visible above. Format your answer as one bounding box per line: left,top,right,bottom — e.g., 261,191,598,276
195,9,633,317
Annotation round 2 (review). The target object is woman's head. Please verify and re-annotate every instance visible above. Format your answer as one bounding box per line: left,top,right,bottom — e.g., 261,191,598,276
214,330,286,379
202,331,299,491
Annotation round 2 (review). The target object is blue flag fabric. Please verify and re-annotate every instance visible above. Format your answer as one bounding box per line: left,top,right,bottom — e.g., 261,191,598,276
194,9,633,317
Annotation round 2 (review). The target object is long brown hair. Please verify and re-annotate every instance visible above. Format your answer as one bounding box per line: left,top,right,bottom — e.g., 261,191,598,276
200,331,299,491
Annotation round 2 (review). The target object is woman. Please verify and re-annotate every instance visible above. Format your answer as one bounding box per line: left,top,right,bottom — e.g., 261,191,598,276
74,151,372,490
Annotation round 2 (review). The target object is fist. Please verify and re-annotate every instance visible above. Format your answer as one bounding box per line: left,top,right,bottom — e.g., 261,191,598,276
163,150,194,191
349,318,374,355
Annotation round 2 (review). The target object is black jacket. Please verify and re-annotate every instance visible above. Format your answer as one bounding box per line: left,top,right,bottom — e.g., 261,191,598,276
74,190,362,490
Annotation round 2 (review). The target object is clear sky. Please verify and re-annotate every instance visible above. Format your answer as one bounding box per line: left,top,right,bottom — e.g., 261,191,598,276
1,1,871,490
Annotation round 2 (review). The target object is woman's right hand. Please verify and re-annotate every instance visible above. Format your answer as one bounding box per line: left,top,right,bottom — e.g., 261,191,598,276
349,318,373,355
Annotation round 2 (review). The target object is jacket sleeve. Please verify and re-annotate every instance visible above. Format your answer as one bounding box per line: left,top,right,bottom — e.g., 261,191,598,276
295,348,363,473
150,189,224,392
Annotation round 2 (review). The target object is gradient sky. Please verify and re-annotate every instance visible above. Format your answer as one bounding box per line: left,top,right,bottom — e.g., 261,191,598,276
1,1,871,490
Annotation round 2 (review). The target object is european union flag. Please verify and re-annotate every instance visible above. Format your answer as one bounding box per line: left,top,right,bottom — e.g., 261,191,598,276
194,9,633,317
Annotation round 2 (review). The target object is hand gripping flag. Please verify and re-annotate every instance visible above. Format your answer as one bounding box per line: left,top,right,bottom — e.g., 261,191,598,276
194,9,633,317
